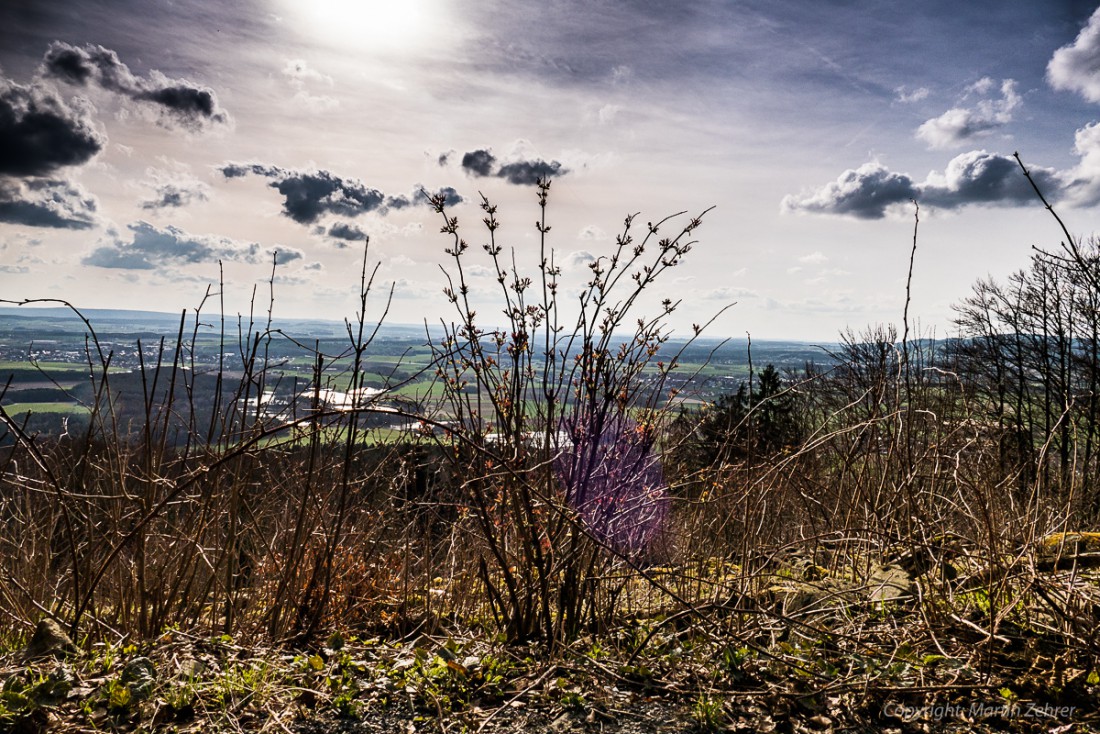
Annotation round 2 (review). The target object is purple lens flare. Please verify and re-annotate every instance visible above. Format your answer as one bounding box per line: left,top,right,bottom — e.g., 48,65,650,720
554,413,669,558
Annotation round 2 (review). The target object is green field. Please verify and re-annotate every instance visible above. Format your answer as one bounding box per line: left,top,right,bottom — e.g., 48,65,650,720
0,360,90,372
2,401,89,415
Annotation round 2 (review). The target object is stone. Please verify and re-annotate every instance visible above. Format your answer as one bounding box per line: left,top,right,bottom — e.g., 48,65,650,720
23,618,78,661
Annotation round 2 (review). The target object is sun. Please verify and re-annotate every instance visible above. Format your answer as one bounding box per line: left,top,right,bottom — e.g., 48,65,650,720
291,0,436,51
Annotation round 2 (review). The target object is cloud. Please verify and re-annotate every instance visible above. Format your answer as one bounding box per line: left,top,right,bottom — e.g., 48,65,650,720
41,41,230,131
327,221,366,241
461,149,496,177
424,185,463,207
0,177,98,229
782,161,917,219
459,146,569,185
703,286,757,300
1048,8,1100,103
464,264,494,278
140,171,210,210
0,76,105,177
386,185,463,209
798,251,828,265
915,79,1020,149
497,159,565,185
219,163,463,223
83,221,303,270
578,225,608,241
218,163,384,223
563,250,596,269
782,150,1061,219
282,60,339,112
893,85,929,103
218,162,280,179
1058,121,1100,205
611,65,633,84
282,59,332,88
920,150,1051,207
291,90,339,113
597,104,621,124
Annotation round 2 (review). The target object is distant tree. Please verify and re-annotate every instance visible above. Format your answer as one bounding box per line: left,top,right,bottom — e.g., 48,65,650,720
952,238,1100,509
681,363,802,468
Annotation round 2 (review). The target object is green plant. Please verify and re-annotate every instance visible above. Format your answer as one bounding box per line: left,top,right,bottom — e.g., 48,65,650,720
690,692,724,731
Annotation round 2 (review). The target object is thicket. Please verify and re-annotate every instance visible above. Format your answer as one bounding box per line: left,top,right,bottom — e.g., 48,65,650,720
2,170,1100,726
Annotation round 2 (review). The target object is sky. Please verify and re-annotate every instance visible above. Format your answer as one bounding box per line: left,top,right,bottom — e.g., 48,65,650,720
4,1,1100,340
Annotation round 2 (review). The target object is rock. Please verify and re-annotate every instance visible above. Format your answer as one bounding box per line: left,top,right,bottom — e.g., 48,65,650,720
1037,532,1100,570
867,564,913,604
121,656,157,701
23,619,78,661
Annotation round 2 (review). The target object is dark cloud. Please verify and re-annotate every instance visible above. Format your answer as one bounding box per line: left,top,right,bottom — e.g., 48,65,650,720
83,220,303,270
921,151,1050,207
135,83,225,128
218,162,280,179
782,162,917,219
273,171,384,224
0,76,104,176
782,151,1062,219
219,162,384,223
497,158,565,185
219,162,462,222
459,147,567,185
437,150,453,167
385,185,464,210
425,185,463,206
461,149,496,177
384,193,414,210
41,41,230,131
141,177,210,210
0,177,98,229
327,221,366,240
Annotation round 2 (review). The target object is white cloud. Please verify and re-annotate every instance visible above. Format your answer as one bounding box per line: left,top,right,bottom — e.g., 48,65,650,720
893,85,929,103
563,250,596,269
464,264,494,278
915,79,1020,149
964,77,996,96
282,59,333,88
1059,121,1100,205
597,104,621,124
83,220,303,270
578,224,608,241
703,286,757,300
1048,9,1100,103
783,149,1062,219
798,251,828,265
292,90,340,113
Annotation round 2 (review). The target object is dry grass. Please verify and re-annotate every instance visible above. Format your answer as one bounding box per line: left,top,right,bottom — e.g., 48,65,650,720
1,181,1099,731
